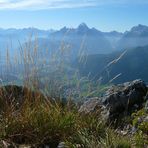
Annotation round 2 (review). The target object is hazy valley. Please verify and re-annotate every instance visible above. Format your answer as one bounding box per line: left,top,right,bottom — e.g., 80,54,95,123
1,23,148,85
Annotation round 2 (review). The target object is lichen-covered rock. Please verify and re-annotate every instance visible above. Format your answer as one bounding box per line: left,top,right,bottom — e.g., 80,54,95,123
102,79,147,120
78,97,101,114
78,97,109,121
79,79,148,122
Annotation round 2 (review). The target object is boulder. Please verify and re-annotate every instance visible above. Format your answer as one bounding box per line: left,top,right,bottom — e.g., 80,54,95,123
102,79,147,120
79,79,148,121
78,97,109,121
79,97,101,114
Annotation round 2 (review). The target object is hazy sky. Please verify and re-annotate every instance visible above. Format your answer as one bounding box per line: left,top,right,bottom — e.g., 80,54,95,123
0,0,148,32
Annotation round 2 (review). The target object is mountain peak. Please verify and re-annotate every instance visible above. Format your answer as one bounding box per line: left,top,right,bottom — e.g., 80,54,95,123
138,24,147,27
77,23,89,30
131,24,148,32
60,26,68,32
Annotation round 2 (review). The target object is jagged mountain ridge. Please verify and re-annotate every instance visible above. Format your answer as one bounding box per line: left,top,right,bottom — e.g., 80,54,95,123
117,24,148,49
1,23,148,59
48,23,114,55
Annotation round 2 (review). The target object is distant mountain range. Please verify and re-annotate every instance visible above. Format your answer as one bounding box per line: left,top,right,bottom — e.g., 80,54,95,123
1,23,148,84
76,45,148,84
117,24,148,50
1,23,148,57
0,28,53,58
47,23,113,55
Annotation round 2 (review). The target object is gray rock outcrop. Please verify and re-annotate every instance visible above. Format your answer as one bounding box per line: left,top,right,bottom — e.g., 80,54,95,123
79,79,148,121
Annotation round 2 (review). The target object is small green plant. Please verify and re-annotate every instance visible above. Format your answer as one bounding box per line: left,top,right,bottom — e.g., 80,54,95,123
134,131,145,147
132,109,148,133
131,108,148,147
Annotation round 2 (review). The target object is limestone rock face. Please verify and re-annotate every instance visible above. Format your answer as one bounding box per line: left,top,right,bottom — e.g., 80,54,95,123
79,79,148,121
102,79,147,119
79,97,102,114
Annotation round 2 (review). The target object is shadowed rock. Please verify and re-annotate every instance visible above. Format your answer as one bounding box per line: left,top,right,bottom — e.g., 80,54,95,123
79,79,148,122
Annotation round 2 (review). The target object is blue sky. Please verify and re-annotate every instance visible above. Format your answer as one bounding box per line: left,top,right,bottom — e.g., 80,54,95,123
0,0,148,32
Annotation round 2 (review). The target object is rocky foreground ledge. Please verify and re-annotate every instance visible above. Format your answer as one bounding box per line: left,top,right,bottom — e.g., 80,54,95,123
79,79,148,123
0,79,147,147
0,79,148,124
79,79,148,145
0,79,147,119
